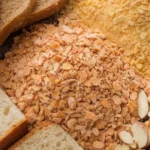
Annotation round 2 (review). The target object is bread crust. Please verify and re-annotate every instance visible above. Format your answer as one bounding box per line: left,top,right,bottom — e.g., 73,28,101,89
25,0,68,26
8,121,52,150
0,0,67,46
0,0,36,46
0,118,28,150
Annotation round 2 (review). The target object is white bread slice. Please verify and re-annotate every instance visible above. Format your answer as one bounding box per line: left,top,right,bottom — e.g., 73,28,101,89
0,89,28,150
9,121,83,150
23,0,68,26
0,0,36,46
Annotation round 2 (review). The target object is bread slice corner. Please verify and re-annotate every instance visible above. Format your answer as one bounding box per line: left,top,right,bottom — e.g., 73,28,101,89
0,89,28,150
0,0,36,46
8,121,83,150
27,0,68,26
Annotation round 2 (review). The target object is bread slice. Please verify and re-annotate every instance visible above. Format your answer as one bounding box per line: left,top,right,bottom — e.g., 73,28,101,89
9,121,83,150
23,0,68,26
0,89,28,150
0,0,36,46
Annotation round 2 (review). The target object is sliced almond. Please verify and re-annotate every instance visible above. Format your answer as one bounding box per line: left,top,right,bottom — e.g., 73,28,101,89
115,144,130,150
122,144,130,150
118,130,134,145
144,121,150,128
138,90,149,119
131,123,148,148
124,124,132,130
146,129,150,148
148,95,150,103
129,142,137,149
115,144,122,150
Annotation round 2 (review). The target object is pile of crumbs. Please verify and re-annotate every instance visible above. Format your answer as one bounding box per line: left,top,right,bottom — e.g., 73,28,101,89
68,0,150,80
0,16,150,150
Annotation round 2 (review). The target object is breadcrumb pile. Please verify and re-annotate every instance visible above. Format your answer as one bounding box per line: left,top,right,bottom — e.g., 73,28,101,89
0,14,150,149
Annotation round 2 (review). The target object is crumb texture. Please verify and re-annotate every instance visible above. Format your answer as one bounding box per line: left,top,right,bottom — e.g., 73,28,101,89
0,5,150,149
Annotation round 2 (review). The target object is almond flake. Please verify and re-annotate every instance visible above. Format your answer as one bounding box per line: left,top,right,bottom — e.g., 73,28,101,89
131,123,148,148
138,90,149,119
118,130,134,145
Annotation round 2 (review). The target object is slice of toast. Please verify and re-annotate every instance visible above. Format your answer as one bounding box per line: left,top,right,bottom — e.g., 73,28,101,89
9,121,83,150
0,0,36,46
27,0,68,25
0,89,28,150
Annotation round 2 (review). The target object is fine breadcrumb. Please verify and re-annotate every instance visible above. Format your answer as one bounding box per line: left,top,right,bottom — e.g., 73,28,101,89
72,0,150,80
0,11,150,150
